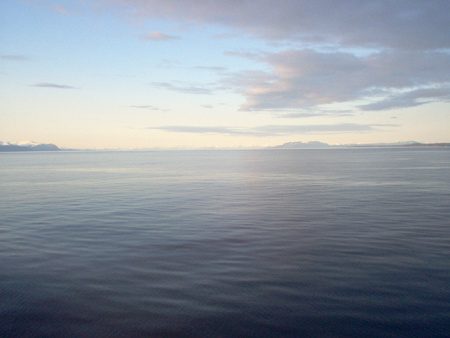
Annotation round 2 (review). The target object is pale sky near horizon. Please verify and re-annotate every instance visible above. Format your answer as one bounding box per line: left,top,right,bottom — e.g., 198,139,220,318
1,0,449,149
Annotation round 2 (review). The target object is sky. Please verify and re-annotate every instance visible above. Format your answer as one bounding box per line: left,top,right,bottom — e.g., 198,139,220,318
1,0,449,149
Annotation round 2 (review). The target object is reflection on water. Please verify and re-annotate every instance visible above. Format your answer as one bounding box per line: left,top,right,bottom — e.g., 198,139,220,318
1,148,450,337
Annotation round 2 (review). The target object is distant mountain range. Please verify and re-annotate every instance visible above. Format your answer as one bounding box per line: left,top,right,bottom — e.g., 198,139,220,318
272,141,450,149
0,143,60,152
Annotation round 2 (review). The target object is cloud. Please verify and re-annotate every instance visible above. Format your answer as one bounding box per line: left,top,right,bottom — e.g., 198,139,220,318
99,0,450,50
276,110,353,118
90,1,450,113
211,32,243,40
151,82,213,95
139,31,180,41
31,83,78,89
150,126,241,135
1,55,31,61
225,49,450,111
193,66,226,72
51,4,68,14
127,105,159,110
359,87,450,111
148,123,398,137
93,73,136,78
224,51,261,60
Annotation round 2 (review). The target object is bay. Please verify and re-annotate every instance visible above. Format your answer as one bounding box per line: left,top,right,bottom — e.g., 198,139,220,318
1,148,450,337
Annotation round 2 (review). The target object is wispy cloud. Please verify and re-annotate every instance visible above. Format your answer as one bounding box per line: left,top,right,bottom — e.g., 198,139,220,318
127,105,160,110
156,59,182,69
31,83,78,89
149,126,241,135
151,82,213,95
193,66,227,72
211,32,243,40
139,31,180,41
148,123,398,137
276,110,354,118
51,4,68,14
1,55,31,61
224,50,262,60
93,73,136,78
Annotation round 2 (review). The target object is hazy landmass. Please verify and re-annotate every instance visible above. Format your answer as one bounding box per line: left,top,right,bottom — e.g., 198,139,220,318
272,141,333,149
272,141,450,149
346,142,450,148
0,143,60,152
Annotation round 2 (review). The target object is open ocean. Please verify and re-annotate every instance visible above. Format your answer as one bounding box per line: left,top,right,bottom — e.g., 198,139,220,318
1,148,450,337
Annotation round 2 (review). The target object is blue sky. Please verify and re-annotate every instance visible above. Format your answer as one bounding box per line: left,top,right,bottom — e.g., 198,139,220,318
1,0,449,149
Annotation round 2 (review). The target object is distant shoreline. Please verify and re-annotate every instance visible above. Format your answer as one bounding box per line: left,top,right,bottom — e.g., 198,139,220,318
272,141,450,149
348,143,450,148
1,142,450,152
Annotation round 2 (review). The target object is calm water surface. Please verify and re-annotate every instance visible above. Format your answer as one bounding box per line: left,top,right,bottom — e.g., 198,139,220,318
1,148,450,337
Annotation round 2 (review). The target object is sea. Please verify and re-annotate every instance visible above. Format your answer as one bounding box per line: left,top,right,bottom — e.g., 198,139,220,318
1,148,449,337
